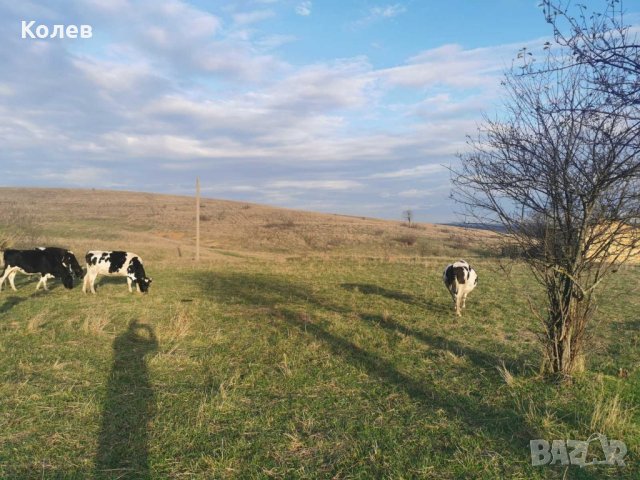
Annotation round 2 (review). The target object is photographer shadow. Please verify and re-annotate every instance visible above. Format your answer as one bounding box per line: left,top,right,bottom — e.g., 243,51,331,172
94,320,158,479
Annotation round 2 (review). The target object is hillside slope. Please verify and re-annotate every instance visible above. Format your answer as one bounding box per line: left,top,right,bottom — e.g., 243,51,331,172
0,188,497,263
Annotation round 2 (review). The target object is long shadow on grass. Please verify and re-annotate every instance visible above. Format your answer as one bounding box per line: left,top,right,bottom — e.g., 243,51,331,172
361,313,496,366
343,283,536,370
341,282,450,314
0,295,29,314
276,307,535,459
193,271,541,461
95,320,158,479
278,311,621,479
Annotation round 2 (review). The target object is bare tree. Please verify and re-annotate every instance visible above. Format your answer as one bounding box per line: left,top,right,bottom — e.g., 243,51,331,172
453,55,640,377
540,0,640,111
402,209,414,228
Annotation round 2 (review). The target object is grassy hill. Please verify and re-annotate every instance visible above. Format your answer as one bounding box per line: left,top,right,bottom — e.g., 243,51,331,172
0,187,498,261
0,188,637,479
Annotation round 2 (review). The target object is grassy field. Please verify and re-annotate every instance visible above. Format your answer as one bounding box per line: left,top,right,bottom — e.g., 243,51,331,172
0,189,638,479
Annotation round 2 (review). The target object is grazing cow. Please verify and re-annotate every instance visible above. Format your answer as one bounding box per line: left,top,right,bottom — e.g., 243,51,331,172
0,247,82,291
442,260,478,316
83,251,152,294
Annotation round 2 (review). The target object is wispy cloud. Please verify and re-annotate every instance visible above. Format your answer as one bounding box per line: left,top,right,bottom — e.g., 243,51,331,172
233,9,275,25
396,185,451,198
38,167,112,185
371,4,406,18
295,1,312,16
255,34,297,51
367,164,446,179
352,3,407,28
267,180,363,190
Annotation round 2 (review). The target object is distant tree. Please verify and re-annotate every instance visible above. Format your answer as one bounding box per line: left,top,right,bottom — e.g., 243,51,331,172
453,50,640,378
402,209,414,228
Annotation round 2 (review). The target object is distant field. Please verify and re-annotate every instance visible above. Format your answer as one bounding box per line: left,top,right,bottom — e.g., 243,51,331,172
0,188,498,261
0,189,637,479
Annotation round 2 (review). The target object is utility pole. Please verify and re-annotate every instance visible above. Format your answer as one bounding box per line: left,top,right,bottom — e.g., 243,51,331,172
196,177,200,262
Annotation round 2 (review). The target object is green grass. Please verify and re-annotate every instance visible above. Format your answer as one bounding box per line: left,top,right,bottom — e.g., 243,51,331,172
0,257,638,479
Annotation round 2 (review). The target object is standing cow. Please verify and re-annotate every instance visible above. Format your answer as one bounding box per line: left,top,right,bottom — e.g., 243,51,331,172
0,247,83,291
443,260,478,316
83,251,152,294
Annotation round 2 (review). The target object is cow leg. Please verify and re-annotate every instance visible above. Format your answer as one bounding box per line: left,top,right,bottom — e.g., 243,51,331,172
82,272,89,293
455,293,462,316
462,292,468,309
41,274,54,291
127,276,133,293
82,272,96,294
136,282,141,294
36,274,51,291
89,273,98,294
0,267,14,292
7,269,19,292
448,287,457,309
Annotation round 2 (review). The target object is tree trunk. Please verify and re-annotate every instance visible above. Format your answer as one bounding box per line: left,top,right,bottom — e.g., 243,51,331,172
543,277,587,377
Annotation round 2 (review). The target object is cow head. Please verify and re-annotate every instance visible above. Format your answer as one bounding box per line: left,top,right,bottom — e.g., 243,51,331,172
63,251,84,278
138,276,153,293
129,256,152,293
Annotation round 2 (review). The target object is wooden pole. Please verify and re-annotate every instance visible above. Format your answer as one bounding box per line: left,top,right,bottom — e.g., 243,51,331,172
196,177,200,262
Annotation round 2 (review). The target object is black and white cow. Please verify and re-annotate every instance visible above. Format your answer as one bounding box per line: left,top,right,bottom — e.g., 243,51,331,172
442,260,478,316
0,247,83,291
83,251,152,294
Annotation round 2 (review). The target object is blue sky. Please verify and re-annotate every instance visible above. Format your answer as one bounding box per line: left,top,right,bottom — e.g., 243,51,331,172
1,0,635,222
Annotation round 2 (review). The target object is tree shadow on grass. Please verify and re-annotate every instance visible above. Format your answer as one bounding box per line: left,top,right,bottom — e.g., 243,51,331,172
192,271,544,463
341,283,417,303
361,312,498,365
94,320,158,479
341,282,451,315
0,295,29,314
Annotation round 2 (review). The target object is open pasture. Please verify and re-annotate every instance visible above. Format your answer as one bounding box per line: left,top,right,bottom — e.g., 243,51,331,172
0,189,638,479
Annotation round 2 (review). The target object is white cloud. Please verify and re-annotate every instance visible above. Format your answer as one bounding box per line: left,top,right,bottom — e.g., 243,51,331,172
396,185,451,198
233,9,276,25
376,39,548,90
371,4,406,18
261,57,376,111
38,167,111,185
268,180,363,190
352,3,407,28
0,84,13,96
72,57,157,94
295,1,312,16
368,164,446,179
255,34,297,50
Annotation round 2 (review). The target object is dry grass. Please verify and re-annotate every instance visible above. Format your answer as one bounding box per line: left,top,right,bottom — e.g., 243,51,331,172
496,360,515,387
0,187,499,263
26,310,48,332
82,314,111,336
590,390,634,437
0,188,637,479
